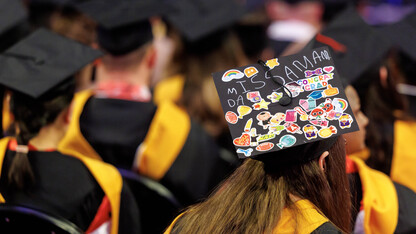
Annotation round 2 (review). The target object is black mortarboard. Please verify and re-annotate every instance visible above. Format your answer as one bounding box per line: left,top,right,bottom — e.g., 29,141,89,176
212,47,359,160
165,0,246,42
75,0,166,55
0,0,27,35
303,6,391,85
0,28,103,98
377,12,416,61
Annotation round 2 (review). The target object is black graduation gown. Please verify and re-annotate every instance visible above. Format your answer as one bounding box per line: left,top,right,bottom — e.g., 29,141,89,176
0,145,141,233
60,90,236,206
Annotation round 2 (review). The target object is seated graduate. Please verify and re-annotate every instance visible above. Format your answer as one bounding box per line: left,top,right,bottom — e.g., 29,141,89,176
0,29,140,234
58,0,235,206
344,85,416,234
165,47,360,233
303,6,416,193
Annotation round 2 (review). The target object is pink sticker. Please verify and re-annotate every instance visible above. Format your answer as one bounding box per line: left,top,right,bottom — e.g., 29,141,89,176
323,66,334,73
285,109,297,122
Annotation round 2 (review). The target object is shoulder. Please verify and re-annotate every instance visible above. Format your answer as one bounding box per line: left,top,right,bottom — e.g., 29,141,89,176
310,222,342,234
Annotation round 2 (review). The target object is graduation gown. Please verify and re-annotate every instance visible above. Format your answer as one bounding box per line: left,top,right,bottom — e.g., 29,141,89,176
164,199,341,234
348,156,416,233
59,90,234,206
0,137,140,234
153,74,185,105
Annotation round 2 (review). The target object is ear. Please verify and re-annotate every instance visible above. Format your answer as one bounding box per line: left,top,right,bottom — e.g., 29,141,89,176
379,66,388,88
59,106,72,125
319,151,329,172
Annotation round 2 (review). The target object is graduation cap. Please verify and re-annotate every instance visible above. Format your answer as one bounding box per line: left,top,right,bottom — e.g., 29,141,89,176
212,46,359,161
165,0,246,42
0,0,27,35
0,28,103,98
303,6,392,85
75,0,166,55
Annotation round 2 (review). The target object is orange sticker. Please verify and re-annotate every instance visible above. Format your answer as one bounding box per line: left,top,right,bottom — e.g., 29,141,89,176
233,133,251,147
256,142,274,151
323,84,339,97
244,66,259,78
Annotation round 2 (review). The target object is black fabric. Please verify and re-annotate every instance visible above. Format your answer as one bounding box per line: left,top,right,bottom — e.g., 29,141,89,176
310,222,342,234
161,121,235,206
394,182,416,233
80,97,156,169
119,182,142,234
0,150,104,231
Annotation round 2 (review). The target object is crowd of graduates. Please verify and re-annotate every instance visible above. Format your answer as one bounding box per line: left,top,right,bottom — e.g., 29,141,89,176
1,0,416,233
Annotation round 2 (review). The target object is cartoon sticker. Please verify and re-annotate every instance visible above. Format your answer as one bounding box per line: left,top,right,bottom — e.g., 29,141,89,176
265,58,279,69
307,90,324,100
244,66,259,78
237,148,253,157
268,125,285,135
237,105,252,119
277,135,297,149
233,133,251,147
270,112,286,125
320,98,334,113
323,66,334,73
244,118,253,132
332,98,348,112
256,133,276,143
339,113,353,129
225,111,238,124
303,124,318,140
267,92,283,103
309,107,327,120
257,111,273,129
294,107,308,121
297,73,334,91
222,69,244,82
252,99,270,110
256,142,275,151
285,109,297,122
309,119,329,127
304,68,323,78
323,84,339,97
299,99,311,112
284,123,303,134
286,82,304,97
247,91,261,103
318,126,337,138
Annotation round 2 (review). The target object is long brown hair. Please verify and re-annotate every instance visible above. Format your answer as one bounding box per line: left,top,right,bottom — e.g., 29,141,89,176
171,137,351,233
7,81,74,189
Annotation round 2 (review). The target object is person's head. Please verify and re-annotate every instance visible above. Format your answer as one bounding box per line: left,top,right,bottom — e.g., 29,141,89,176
344,85,369,155
0,29,102,189
171,136,351,233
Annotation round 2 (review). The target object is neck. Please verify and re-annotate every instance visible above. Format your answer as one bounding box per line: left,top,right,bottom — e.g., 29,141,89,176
29,123,67,150
96,64,150,87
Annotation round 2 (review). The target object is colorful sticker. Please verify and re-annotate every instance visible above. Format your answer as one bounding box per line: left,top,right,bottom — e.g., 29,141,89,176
323,84,339,97
308,99,317,109
237,105,252,119
309,107,327,120
268,125,286,135
332,98,348,112
284,123,303,134
270,112,286,125
285,109,297,122
233,133,251,147
308,90,324,100
339,113,353,129
304,68,323,78
257,111,273,129
256,142,275,151
222,69,244,82
318,126,337,138
286,82,304,97
320,98,334,113
237,148,253,157
299,99,311,112
244,66,259,78
247,91,261,103
303,124,318,140
297,73,334,91
252,99,270,110
225,111,238,124
277,135,297,149
266,58,279,69
323,66,334,73
294,107,308,121
309,119,329,127
267,92,283,103
244,118,253,132
256,133,276,143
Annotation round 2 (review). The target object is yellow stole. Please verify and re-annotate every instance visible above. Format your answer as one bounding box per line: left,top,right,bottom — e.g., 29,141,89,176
153,74,185,105
349,157,398,234
0,137,122,234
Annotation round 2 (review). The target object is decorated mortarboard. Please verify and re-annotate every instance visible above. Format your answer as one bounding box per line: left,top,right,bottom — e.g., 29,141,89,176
0,0,27,35
0,28,103,98
75,0,167,55
213,47,359,159
165,0,246,42
303,6,391,85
